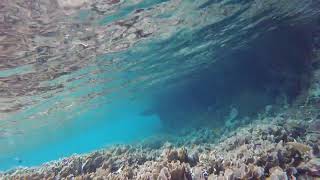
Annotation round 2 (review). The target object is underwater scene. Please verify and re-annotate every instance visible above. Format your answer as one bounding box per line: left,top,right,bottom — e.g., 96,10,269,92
0,0,320,179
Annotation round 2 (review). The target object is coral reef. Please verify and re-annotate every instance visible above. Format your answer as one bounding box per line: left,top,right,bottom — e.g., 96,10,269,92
1,102,320,179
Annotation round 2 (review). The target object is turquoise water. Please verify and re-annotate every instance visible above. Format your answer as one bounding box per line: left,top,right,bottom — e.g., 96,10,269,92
0,0,319,171
0,97,162,170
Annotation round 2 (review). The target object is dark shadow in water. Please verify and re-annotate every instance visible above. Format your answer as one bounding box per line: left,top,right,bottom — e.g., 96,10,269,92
144,25,314,130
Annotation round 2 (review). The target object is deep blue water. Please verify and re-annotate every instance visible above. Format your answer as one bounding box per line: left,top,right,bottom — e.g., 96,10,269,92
0,0,319,171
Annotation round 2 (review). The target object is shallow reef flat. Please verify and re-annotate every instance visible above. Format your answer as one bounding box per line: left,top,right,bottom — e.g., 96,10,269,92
1,102,320,180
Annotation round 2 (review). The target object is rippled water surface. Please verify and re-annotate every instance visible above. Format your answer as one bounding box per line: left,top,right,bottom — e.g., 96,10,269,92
0,0,319,170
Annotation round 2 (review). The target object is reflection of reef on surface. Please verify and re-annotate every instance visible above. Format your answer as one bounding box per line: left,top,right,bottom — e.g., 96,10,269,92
0,0,319,130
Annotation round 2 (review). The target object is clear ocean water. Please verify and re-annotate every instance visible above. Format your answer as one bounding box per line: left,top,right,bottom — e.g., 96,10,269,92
0,0,319,172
